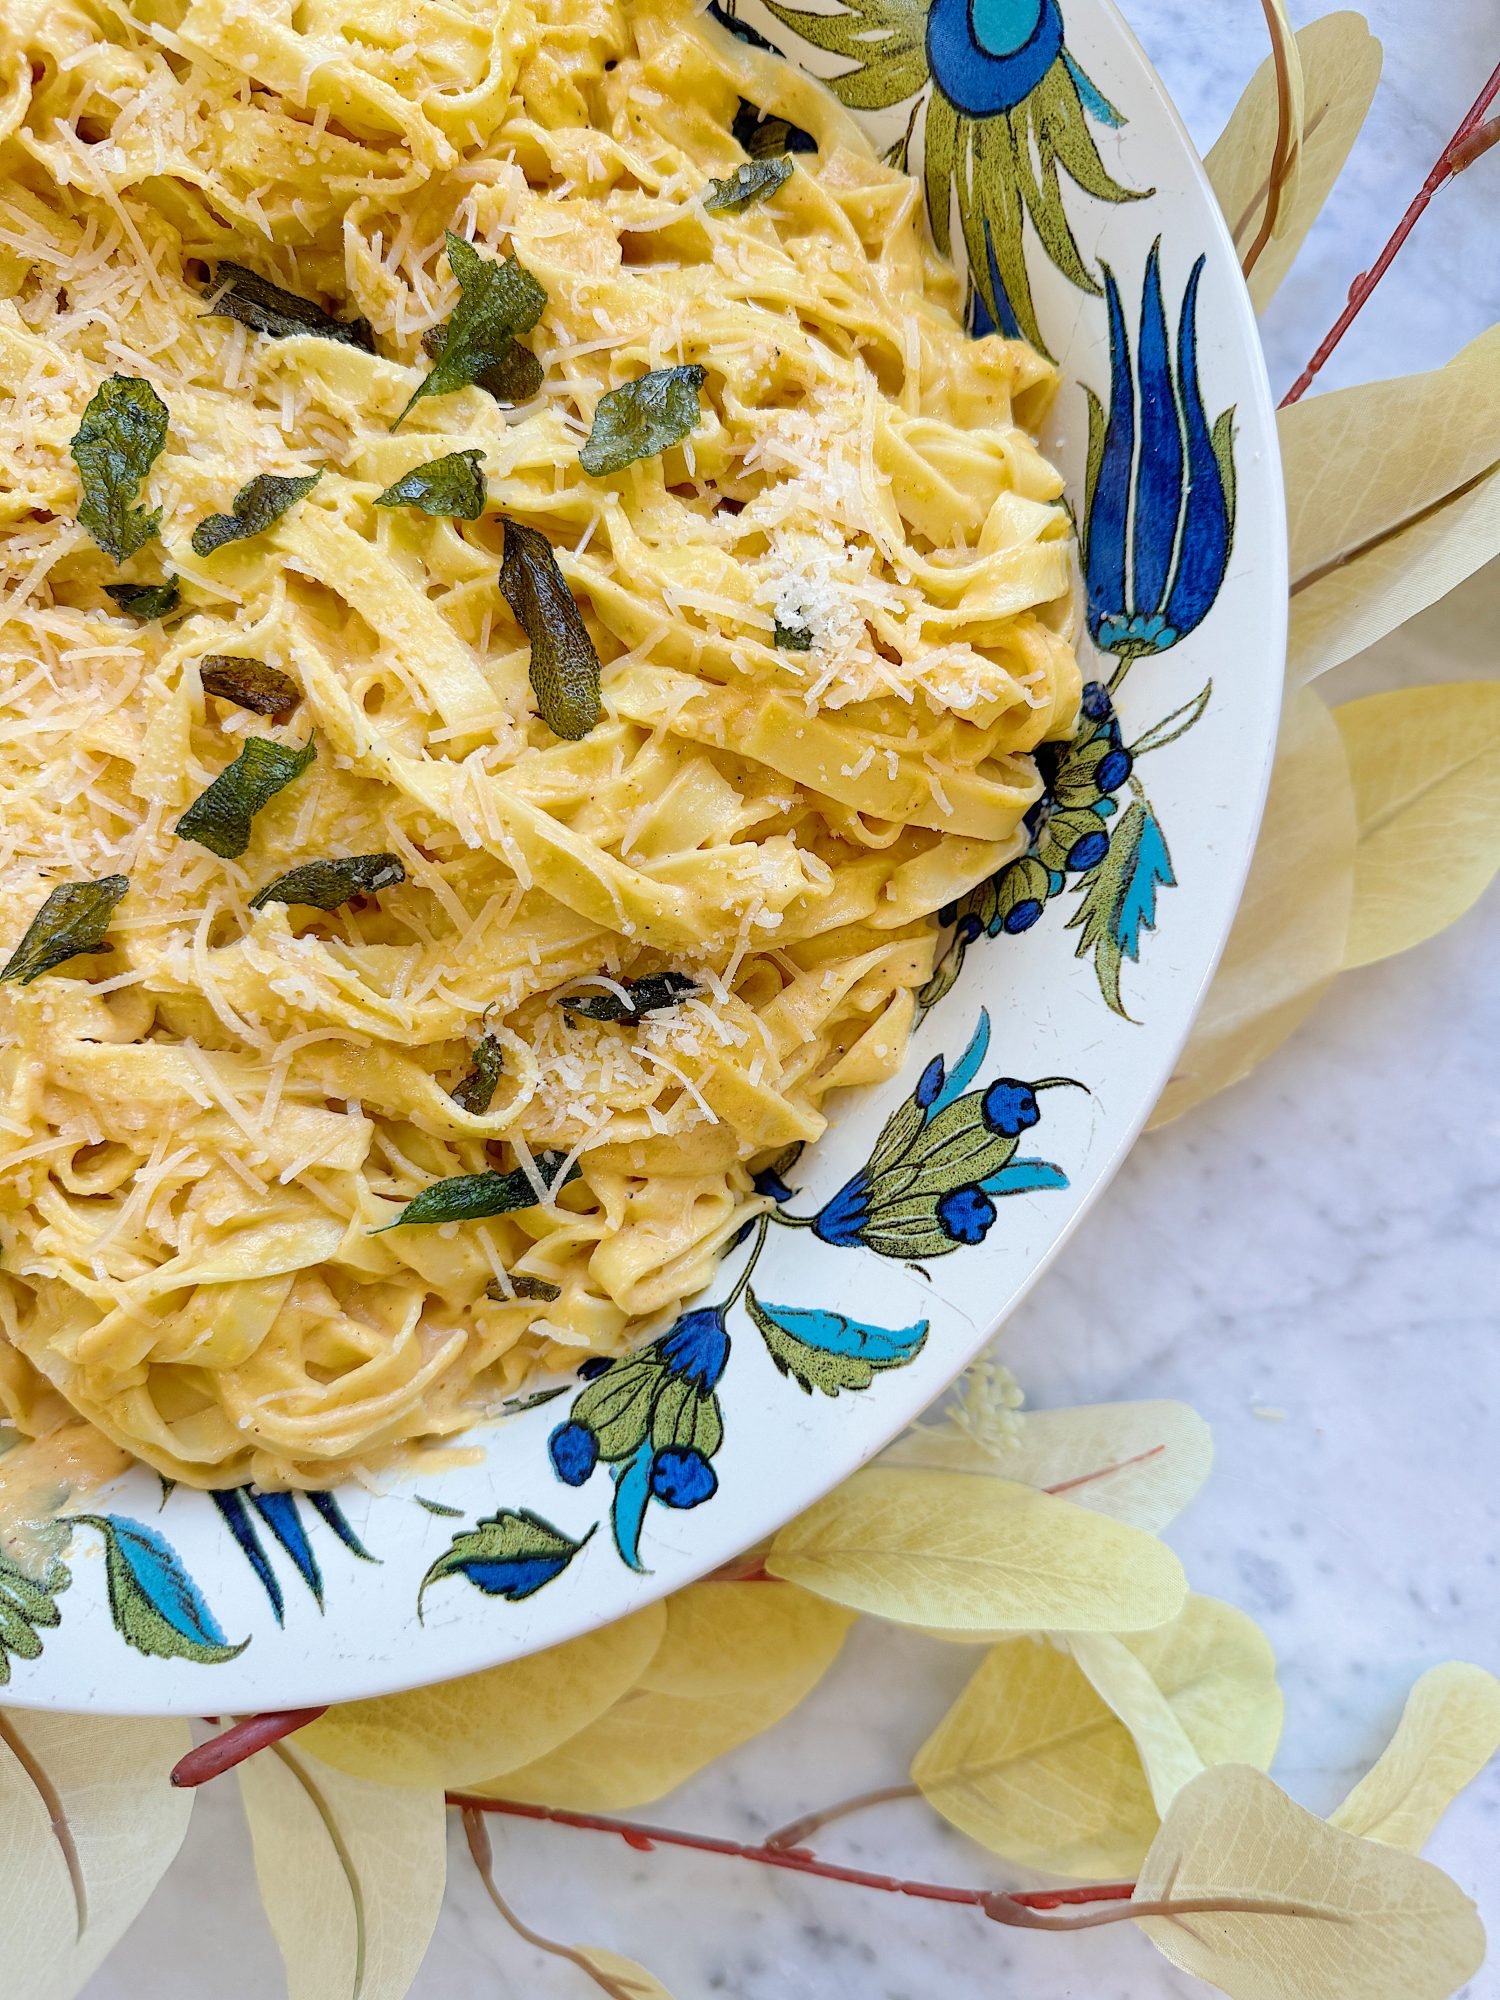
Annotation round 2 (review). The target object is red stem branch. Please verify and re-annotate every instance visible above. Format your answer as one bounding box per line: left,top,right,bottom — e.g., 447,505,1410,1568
170,1707,328,1788
1281,60,1500,405
447,1793,1136,1913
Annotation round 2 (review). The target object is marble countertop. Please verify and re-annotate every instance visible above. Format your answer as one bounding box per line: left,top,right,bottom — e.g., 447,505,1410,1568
85,4,1500,1996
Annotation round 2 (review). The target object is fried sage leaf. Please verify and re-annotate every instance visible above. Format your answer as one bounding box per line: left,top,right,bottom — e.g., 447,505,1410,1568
579,365,708,478
377,1151,579,1229
191,470,322,558
499,516,603,740
198,655,301,718
451,1032,504,1114
203,261,376,351
374,449,487,519
0,874,127,984
561,971,699,1023
703,156,793,214
396,233,547,428
774,618,813,651
174,738,315,858
421,324,543,405
249,852,405,912
71,376,169,563
104,579,180,620
485,1274,563,1303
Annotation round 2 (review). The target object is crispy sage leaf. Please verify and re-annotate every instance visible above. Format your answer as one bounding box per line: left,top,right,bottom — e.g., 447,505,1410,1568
704,156,793,214
774,618,813,651
174,738,315,858
451,1032,504,1114
579,365,707,477
733,99,817,158
499,516,603,740
71,376,168,563
0,874,127,984
421,324,543,405
376,1151,579,1230
374,449,486,519
191,470,322,558
203,261,376,350
561,971,698,1023
485,1273,563,1303
198,655,301,719
104,579,180,620
249,852,405,911
396,233,547,428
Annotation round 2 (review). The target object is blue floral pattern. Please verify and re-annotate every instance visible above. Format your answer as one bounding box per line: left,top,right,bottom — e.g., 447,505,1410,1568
424,1012,1077,1583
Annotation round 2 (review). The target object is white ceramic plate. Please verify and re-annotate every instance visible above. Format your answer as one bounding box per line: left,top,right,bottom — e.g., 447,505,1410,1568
2,0,1284,1713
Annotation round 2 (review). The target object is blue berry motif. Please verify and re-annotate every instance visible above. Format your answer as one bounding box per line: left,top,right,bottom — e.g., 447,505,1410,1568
650,1447,718,1509
982,1078,1040,1137
548,1421,598,1487
936,1185,997,1245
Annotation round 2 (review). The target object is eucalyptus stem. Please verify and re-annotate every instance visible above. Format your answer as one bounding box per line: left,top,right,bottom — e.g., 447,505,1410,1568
763,1782,920,1852
447,1794,1137,1913
170,1707,327,1788
463,1806,638,2000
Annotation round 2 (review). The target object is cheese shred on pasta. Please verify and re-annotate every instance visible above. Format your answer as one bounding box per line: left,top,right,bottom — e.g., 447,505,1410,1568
0,0,1080,1488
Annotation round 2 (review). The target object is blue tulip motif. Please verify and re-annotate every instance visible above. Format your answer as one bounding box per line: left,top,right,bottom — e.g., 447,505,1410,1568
773,1011,1073,1257
546,1307,730,1569
1082,243,1236,662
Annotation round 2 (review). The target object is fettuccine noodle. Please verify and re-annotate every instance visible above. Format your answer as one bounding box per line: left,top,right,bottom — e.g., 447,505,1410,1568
0,0,1079,1487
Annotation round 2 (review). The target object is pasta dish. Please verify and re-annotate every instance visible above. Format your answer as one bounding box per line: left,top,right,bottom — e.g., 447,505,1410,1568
0,0,1079,1488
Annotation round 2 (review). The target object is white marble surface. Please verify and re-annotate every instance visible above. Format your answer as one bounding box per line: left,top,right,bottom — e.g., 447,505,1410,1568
84,4,1500,1996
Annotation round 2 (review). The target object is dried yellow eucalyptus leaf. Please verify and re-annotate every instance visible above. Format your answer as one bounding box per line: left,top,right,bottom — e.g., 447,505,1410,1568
1285,327,1500,687
766,1466,1186,1633
237,1743,446,2000
301,1600,666,1787
0,1713,192,2000
1206,13,1380,310
481,1581,851,1811
1334,682,1500,968
912,1635,1160,1876
1330,1662,1500,1852
887,1397,1212,1532
1152,686,1356,1127
575,1946,677,1998
1069,1595,1283,1815
1133,1763,1486,2000
913,1597,1281,1878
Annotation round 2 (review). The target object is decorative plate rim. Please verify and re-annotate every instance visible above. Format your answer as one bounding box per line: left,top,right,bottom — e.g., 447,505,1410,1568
1,0,1287,1714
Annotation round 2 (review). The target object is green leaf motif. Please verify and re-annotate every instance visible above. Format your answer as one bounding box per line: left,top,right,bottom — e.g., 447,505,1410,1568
374,448,487,519
71,375,168,563
451,1032,504,1114
499,516,603,740
560,971,698,1023
579,366,707,477
418,1510,593,1614
72,1514,246,1664
397,232,547,427
376,1151,579,1230
198,655,302,718
703,155,793,213
191,469,322,557
174,737,316,859
203,262,376,350
760,0,927,105
249,852,404,912
0,874,128,985
746,1288,928,1396
0,1547,68,1684
104,578,180,620
1065,798,1175,1017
